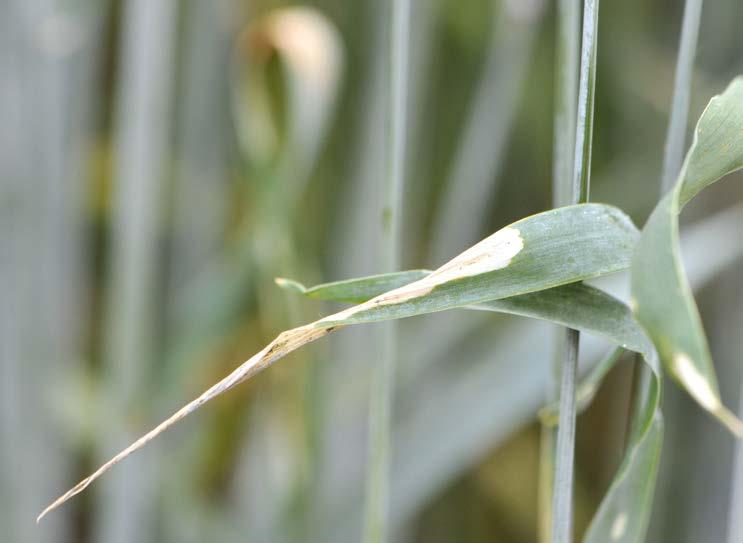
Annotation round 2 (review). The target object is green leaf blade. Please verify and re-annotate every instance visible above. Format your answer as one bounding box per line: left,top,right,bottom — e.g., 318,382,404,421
275,270,430,304
632,77,743,435
584,414,664,543
679,77,743,206
38,202,640,521
318,203,638,327
285,264,663,543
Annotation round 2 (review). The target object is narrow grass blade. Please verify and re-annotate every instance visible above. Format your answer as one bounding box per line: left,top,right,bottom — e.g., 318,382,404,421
583,414,664,542
286,200,743,543
283,259,664,543
609,2,703,541
38,203,637,520
279,278,647,355
632,77,743,435
275,270,429,304
582,345,661,543
279,274,648,429
280,273,647,427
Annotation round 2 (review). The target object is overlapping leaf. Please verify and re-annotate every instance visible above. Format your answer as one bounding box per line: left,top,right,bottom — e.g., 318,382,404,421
38,203,637,520
631,77,743,435
280,264,662,543
280,274,647,355
586,76,743,543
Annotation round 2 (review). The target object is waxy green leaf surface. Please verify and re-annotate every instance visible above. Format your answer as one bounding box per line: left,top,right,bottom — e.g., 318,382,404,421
280,265,662,543
39,203,637,521
632,77,743,435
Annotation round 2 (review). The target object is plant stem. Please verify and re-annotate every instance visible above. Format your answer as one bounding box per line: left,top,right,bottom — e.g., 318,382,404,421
660,0,704,196
540,0,579,539
551,1,599,542
553,329,580,543
552,0,581,210
364,0,410,542
570,0,599,207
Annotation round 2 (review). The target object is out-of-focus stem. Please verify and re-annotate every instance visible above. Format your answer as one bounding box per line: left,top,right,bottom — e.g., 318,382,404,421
363,1,410,542
659,0,703,196
95,1,176,542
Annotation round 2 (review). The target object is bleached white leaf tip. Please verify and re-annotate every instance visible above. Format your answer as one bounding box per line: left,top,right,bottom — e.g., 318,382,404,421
610,512,628,540
673,352,743,437
673,352,719,412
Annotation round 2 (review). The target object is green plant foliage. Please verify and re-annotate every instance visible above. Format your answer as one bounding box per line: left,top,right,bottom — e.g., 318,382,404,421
276,270,430,303
538,347,625,426
584,414,664,543
315,204,638,326
41,66,743,534
279,265,663,543
279,276,646,355
584,75,743,543
38,202,637,521
632,77,743,436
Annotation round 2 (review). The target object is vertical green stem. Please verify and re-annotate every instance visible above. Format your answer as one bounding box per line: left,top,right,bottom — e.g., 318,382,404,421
364,1,410,542
540,0,579,539
552,0,581,210
553,329,580,543
552,1,599,542
570,0,599,207
660,0,704,196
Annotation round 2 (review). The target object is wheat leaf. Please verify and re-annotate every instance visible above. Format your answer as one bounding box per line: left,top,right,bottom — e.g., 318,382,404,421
281,268,663,543
38,203,636,521
631,77,743,435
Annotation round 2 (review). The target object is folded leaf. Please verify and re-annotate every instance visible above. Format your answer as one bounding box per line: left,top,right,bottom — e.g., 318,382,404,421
38,202,637,521
279,274,648,354
280,270,661,543
632,77,743,435
275,270,429,304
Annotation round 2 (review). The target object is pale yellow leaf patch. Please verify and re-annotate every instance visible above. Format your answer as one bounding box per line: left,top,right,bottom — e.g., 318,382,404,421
324,227,524,321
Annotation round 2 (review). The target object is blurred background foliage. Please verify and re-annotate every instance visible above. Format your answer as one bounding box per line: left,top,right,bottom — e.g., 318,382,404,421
2,0,743,542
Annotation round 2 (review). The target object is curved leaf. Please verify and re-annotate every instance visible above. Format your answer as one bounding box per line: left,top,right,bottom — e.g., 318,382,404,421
317,204,638,326
584,413,664,542
632,77,743,435
279,274,648,355
281,271,661,543
38,203,637,520
275,270,429,304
